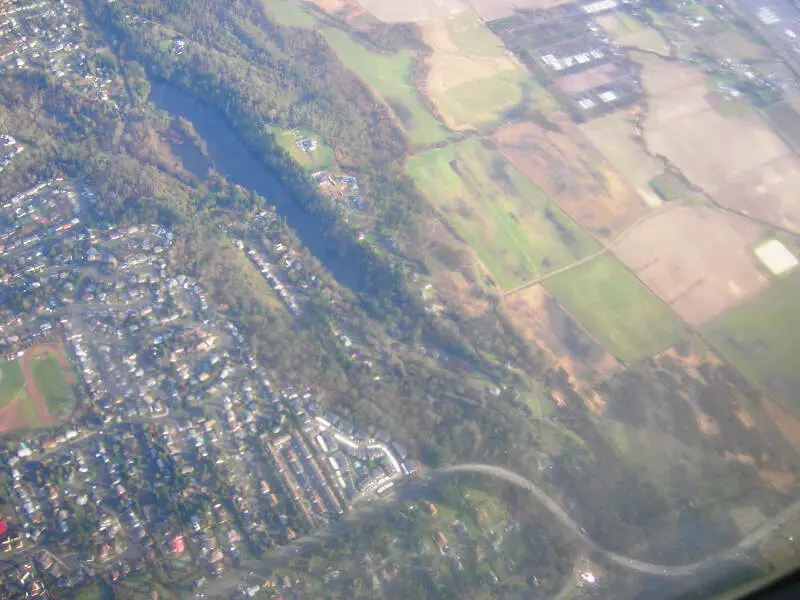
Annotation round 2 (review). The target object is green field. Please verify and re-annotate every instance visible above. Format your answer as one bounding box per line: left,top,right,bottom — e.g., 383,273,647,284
261,0,315,28
268,126,337,173
544,254,687,363
408,139,598,289
322,28,450,146
703,266,800,411
31,351,75,419
0,359,24,410
438,71,557,130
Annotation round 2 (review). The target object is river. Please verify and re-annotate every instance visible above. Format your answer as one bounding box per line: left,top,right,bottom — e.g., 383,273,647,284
149,82,366,293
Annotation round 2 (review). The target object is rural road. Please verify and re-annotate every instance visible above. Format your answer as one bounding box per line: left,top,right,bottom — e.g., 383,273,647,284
198,462,800,598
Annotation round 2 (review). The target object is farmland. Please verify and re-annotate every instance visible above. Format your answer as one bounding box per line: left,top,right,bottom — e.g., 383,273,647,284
543,254,687,363
407,138,598,290
579,112,666,208
322,28,450,146
703,266,800,414
494,119,649,240
612,204,769,325
419,13,555,130
637,53,800,230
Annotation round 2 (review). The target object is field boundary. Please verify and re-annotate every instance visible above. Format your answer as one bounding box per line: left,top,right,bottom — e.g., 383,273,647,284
504,198,684,298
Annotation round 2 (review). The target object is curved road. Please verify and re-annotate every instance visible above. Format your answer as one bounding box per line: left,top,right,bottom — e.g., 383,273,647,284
198,462,800,598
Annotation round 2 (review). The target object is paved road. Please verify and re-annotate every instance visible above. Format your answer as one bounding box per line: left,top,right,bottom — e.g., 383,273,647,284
198,462,800,598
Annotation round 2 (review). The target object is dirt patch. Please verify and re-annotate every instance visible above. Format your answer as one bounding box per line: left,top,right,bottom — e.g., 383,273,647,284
714,154,800,233
638,54,796,229
612,204,769,325
555,63,619,95
759,469,798,491
502,283,622,391
764,398,800,457
494,118,650,240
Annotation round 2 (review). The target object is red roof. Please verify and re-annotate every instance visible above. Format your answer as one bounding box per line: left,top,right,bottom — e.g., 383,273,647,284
0,520,7,538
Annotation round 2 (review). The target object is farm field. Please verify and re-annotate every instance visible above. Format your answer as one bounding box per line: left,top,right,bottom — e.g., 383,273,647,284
322,28,450,146
503,284,622,392
638,53,800,230
612,204,769,326
494,118,650,241
543,253,687,363
703,266,800,414
419,13,555,130
407,138,599,290
579,112,665,208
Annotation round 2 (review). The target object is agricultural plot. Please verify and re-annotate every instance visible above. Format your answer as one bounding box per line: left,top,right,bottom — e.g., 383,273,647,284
612,204,769,326
579,112,665,208
322,28,449,146
407,138,598,290
543,254,687,363
638,54,800,230
419,14,553,131
494,118,649,240
703,265,800,414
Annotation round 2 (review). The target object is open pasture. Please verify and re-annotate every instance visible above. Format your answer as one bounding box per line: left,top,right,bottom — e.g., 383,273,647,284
407,138,598,290
494,118,650,240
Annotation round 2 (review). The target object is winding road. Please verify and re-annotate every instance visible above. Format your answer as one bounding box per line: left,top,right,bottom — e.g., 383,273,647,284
198,462,800,598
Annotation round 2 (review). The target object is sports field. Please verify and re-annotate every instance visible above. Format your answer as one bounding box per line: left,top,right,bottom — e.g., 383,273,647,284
543,254,687,363
703,266,800,412
322,28,450,146
29,347,75,419
0,344,76,432
408,138,599,290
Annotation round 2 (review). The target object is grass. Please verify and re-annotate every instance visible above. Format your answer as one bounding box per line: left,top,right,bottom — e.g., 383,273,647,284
648,172,690,201
31,351,75,419
0,358,24,410
438,72,557,129
407,138,599,290
322,28,449,146
544,254,687,363
446,12,508,57
16,392,49,429
268,126,337,173
703,265,800,411
261,0,315,28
